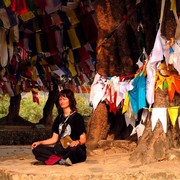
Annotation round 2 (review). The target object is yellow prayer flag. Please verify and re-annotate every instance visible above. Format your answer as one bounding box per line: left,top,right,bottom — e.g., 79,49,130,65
122,92,129,114
3,0,11,7
68,49,77,77
68,28,81,50
170,0,176,12
20,11,35,22
66,9,79,25
168,106,179,127
31,67,38,81
36,33,42,53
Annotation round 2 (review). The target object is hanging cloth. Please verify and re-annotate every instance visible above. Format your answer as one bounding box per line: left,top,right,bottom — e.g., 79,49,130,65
33,0,46,11
55,29,63,53
11,0,29,15
129,73,146,115
41,14,52,32
66,9,79,26
68,27,81,50
45,0,61,14
90,74,107,110
51,12,63,27
47,31,58,54
151,108,167,133
20,11,35,22
75,24,86,45
146,29,165,107
0,8,10,29
168,106,179,127
32,88,40,104
4,81,14,96
177,0,180,12
58,11,71,29
6,7,17,27
78,46,90,62
0,28,8,67
3,0,11,7
35,32,42,53
67,49,77,77
39,33,49,52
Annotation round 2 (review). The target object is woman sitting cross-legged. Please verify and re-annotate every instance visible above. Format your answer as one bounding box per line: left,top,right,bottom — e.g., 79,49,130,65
32,89,87,166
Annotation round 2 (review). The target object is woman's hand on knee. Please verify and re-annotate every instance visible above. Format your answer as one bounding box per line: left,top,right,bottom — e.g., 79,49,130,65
32,141,41,149
70,140,80,147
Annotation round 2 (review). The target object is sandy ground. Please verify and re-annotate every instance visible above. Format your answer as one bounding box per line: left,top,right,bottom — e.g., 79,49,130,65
0,145,180,180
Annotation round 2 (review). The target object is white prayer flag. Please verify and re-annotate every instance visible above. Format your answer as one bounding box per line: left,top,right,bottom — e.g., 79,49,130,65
151,108,167,133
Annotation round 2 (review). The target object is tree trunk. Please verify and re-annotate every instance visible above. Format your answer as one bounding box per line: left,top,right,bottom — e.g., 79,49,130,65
38,86,59,126
87,0,135,147
130,114,169,164
130,0,180,164
87,0,160,147
86,102,109,149
130,89,180,164
0,94,33,126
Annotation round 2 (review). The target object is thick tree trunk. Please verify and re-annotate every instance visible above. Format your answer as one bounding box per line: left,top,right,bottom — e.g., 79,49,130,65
130,0,180,164
86,102,109,149
0,94,33,126
87,0,160,148
87,0,135,147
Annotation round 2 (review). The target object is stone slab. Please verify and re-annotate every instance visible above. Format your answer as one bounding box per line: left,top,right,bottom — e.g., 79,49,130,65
0,146,180,180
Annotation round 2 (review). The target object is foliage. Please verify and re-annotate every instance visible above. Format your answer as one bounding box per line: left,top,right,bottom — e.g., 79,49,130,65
75,93,92,117
0,94,9,118
19,93,48,124
0,93,92,123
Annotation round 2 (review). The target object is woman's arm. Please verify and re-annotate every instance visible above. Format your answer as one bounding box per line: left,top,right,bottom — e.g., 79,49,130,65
78,132,86,145
69,132,86,147
32,133,59,149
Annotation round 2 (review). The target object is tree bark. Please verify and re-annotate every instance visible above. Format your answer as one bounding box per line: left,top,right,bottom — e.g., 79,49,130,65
38,85,60,126
87,0,135,148
129,114,169,164
86,102,109,149
87,0,160,148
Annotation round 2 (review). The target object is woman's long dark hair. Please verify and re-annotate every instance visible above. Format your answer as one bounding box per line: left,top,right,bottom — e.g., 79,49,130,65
59,89,77,112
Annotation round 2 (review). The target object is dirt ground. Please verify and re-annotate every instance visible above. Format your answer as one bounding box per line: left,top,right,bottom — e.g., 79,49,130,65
0,142,180,180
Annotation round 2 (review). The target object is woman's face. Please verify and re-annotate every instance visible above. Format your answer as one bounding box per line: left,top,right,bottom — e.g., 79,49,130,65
59,95,70,109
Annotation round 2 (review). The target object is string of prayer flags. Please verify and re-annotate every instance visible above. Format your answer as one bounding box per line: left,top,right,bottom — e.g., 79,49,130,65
144,106,180,133
0,0,97,100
